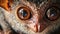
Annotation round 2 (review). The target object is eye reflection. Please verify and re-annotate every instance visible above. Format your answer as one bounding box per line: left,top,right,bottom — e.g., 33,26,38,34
46,7,60,21
17,7,31,20
19,9,28,18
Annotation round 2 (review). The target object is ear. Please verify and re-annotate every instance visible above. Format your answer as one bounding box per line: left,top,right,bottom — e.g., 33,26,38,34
0,0,13,11
0,0,9,10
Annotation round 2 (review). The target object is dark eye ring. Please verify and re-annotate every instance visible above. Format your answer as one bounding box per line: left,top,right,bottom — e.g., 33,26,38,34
17,7,31,20
45,7,60,21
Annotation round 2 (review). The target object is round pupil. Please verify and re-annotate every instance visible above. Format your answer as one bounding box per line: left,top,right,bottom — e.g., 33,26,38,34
19,9,28,17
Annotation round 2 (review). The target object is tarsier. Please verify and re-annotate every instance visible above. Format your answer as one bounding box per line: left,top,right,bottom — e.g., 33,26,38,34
0,0,60,34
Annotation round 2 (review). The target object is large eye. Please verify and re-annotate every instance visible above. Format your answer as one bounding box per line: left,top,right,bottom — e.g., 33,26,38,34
46,7,60,21
17,7,31,20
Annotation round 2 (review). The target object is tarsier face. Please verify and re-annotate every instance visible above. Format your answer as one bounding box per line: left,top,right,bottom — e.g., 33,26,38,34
0,0,60,34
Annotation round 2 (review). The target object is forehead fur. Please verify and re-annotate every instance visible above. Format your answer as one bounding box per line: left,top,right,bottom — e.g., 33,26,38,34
27,0,45,5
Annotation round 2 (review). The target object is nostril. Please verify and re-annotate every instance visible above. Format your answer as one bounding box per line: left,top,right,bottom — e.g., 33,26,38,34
34,23,38,32
39,21,48,32
40,23,47,32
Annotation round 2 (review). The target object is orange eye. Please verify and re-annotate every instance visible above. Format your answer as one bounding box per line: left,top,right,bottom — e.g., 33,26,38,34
17,7,31,20
46,7,60,21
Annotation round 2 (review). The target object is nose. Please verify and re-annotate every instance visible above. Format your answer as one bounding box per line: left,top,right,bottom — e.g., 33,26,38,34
29,15,48,32
27,7,49,32
27,13,48,32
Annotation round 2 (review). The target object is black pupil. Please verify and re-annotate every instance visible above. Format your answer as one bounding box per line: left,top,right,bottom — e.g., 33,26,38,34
19,9,27,17
50,8,57,17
